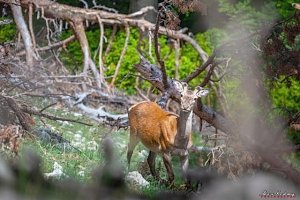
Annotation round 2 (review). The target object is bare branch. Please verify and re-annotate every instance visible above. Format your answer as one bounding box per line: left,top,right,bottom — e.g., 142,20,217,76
104,25,117,56
134,77,150,101
128,6,156,18
17,35,76,56
199,62,218,87
183,52,216,83
5,0,208,62
3,96,34,131
174,39,180,79
39,102,57,113
0,19,13,25
10,0,37,66
96,14,105,85
71,19,89,74
79,0,88,9
154,11,169,89
110,26,130,87
70,19,102,89
28,2,36,51
21,105,93,126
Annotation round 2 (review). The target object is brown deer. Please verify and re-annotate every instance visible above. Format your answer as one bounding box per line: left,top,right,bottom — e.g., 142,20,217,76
127,80,209,184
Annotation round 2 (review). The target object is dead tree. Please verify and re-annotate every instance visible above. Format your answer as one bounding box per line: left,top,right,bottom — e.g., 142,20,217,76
0,0,208,90
9,0,37,67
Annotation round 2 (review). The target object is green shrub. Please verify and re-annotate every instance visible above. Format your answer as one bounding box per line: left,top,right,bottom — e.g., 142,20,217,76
271,78,300,114
0,18,16,43
59,27,224,94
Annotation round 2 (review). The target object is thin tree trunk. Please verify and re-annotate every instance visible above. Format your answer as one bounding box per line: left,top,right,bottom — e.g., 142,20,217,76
10,0,36,67
71,19,102,89
110,26,130,87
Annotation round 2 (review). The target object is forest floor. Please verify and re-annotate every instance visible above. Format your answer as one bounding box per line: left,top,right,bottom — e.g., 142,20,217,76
8,97,206,197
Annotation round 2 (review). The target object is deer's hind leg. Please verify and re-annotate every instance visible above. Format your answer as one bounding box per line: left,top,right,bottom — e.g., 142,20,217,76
147,151,158,179
127,134,139,170
162,152,174,185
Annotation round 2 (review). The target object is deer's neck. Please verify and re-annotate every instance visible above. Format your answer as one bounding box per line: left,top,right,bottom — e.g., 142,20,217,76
177,110,193,137
173,109,193,152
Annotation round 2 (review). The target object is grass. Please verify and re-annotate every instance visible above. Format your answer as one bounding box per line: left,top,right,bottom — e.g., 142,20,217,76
9,98,207,196
9,98,300,198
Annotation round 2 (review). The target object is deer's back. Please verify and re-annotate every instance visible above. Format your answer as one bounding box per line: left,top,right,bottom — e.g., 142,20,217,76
128,101,178,152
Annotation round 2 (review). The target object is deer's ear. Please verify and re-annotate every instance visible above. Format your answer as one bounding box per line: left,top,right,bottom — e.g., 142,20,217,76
195,86,209,97
173,80,188,93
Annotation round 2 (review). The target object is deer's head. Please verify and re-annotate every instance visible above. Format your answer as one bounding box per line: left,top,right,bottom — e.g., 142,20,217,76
173,80,209,112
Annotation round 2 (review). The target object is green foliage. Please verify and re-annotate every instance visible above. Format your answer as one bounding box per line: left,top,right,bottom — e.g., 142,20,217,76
105,29,140,94
274,0,297,18
218,0,278,30
0,18,16,43
271,78,300,114
60,27,224,94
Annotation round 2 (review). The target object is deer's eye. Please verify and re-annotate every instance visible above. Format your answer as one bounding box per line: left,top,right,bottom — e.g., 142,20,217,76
180,94,183,97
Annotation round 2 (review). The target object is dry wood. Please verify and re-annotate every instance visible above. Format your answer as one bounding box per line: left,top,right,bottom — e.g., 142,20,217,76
96,14,105,84
9,0,37,66
1,0,207,61
16,35,76,56
154,11,169,89
110,26,130,87
135,57,237,135
21,105,93,126
183,52,216,83
4,96,34,131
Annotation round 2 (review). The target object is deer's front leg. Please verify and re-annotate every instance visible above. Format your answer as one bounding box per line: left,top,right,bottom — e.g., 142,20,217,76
147,151,158,179
162,152,174,184
180,150,191,187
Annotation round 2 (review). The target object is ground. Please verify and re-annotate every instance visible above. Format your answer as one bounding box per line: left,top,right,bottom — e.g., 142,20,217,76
10,99,206,197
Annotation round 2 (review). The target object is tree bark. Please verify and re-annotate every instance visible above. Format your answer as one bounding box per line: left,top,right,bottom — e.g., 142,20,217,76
135,57,237,136
129,0,157,23
1,0,207,61
10,0,37,67
70,19,103,89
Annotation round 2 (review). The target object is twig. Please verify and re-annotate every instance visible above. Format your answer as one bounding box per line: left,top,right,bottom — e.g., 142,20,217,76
148,30,155,63
39,102,57,113
0,19,13,25
183,51,216,83
96,14,104,78
134,77,149,101
23,93,74,98
79,0,88,8
199,62,218,87
41,7,52,46
3,96,34,131
104,25,117,55
110,25,130,87
21,106,93,126
93,5,118,13
17,35,76,56
174,39,180,79
154,10,169,89
128,6,156,18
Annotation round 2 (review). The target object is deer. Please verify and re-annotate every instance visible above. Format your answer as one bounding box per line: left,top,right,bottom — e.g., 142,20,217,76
127,80,209,184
